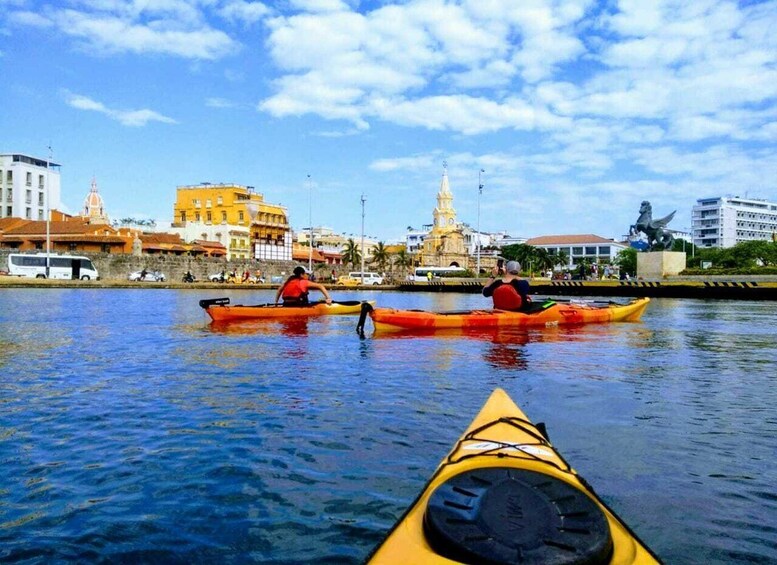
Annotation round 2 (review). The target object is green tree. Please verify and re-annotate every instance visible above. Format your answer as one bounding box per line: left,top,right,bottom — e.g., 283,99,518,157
370,241,390,272
554,250,570,271
533,248,554,272
392,248,413,280
501,243,535,268
341,238,361,268
615,247,637,277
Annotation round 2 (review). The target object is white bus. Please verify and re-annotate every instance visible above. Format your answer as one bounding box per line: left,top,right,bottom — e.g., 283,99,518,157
7,253,99,280
408,266,467,281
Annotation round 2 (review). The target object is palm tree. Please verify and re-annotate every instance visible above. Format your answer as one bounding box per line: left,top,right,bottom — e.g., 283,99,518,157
533,248,554,273
370,241,390,272
393,248,413,281
555,250,570,271
341,238,361,269
502,243,535,270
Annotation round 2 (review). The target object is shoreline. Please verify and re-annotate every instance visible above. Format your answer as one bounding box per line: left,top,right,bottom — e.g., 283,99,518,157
2,275,776,300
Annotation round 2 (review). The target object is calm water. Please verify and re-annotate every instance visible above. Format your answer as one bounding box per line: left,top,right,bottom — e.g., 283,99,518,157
0,289,775,564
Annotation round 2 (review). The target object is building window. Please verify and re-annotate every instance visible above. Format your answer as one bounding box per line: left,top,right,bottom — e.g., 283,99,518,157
598,246,610,255
221,211,227,223
6,206,11,216
38,193,44,206
217,196,223,205
6,188,12,202
193,199,200,207
38,175,44,189
206,199,212,208
26,172,32,186
6,171,11,183
69,243,77,252
195,212,201,221
572,247,583,255
25,207,31,219
239,211,244,222
102,244,111,253
26,190,32,204
35,242,43,250
206,211,212,223
585,246,597,255
38,210,44,220
180,211,186,222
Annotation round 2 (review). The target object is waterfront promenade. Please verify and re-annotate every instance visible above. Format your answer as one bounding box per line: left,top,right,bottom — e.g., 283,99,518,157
3,274,776,299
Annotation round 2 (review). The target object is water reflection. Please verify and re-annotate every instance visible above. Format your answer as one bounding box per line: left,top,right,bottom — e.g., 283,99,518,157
208,318,310,337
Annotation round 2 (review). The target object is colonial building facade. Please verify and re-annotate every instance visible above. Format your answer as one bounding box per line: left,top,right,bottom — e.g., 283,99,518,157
171,183,291,261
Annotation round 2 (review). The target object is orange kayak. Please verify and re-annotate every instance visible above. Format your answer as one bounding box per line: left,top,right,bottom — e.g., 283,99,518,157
362,297,649,332
199,297,375,322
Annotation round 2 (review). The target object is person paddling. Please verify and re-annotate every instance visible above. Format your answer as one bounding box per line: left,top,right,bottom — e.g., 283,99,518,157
482,260,531,311
275,266,333,306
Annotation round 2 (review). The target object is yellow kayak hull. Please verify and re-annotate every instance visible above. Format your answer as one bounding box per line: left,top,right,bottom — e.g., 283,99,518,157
367,388,660,564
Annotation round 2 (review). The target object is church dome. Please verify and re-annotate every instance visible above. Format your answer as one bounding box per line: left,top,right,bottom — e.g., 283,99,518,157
83,177,109,224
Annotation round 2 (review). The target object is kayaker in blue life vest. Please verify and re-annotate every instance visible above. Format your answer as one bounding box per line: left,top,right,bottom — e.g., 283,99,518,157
275,266,333,306
482,260,531,311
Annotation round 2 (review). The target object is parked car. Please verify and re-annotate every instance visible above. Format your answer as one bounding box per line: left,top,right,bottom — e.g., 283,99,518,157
209,272,226,283
128,270,166,282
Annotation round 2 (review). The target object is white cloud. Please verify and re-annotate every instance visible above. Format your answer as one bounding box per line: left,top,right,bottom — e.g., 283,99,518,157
65,93,177,127
259,1,589,130
218,1,271,25
5,2,238,60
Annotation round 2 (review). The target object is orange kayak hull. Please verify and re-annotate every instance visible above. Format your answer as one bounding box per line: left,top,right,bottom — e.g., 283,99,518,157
368,297,650,331
204,300,375,322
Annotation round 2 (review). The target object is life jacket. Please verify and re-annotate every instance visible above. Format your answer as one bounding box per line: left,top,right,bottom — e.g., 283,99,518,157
492,283,523,311
282,278,309,303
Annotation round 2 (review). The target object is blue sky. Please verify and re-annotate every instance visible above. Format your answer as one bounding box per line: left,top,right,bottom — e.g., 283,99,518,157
2,0,775,243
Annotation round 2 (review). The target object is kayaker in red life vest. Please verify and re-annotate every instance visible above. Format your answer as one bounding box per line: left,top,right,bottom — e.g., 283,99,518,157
482,260,531,311
275,266,333,306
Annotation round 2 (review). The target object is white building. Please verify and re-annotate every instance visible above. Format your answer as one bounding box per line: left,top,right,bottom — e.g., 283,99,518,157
0,153,62,220
299,226,379,256
526,234,628,269
692,196,777,248
404,225,431,254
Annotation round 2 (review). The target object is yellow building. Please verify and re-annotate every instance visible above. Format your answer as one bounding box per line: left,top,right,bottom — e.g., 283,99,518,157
172,183,291,261
419,164,468,268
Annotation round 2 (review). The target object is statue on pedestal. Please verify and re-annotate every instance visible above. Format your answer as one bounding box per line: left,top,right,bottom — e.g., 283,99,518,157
629,201,676,251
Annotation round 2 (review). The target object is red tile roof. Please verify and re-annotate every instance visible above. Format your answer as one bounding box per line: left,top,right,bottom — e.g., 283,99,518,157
526,234,620,245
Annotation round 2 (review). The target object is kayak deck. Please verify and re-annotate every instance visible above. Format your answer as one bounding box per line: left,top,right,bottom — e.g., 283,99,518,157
200,298,374,322
367,297,650,332
367,388,659,564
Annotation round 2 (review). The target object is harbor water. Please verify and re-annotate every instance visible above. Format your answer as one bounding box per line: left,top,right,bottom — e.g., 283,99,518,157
1,289,775,563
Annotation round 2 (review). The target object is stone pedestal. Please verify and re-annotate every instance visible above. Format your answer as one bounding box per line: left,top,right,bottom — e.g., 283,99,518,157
637,251,686,278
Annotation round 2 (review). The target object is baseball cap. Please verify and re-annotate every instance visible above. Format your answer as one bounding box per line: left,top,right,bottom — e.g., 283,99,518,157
505,261,521,274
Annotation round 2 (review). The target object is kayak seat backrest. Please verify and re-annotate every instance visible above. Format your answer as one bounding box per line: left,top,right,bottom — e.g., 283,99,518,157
492,285,523,310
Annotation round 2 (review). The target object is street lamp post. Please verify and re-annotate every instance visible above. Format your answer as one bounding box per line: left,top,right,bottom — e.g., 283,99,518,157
45,145,52,278
476,168,484,275
360,193,366,283
307,174,313,273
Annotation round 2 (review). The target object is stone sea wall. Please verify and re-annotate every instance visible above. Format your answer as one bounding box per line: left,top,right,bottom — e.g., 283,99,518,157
0,250,304,282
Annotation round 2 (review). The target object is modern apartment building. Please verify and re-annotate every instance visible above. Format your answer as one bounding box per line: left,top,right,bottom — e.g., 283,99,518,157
171,183,291,261
692,196,777,248
0,153,62,221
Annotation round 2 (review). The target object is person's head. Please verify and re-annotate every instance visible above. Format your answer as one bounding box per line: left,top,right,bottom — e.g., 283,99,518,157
505,261,521,275
293,266,308,277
